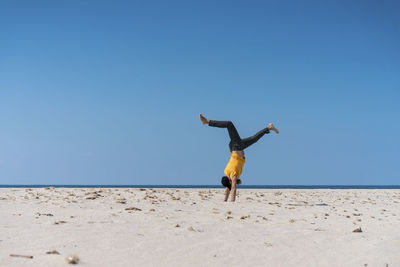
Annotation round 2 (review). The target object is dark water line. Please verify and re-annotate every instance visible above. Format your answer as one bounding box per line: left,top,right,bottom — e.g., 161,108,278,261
1,185,400,189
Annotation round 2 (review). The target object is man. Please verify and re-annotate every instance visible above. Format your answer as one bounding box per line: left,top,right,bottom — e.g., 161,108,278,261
200,114,279,202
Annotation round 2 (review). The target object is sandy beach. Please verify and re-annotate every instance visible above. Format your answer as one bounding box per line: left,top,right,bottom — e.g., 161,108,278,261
0,188,399,267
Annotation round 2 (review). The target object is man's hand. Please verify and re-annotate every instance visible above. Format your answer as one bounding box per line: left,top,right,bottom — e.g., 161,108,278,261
224,187,230,202
230,176,237,202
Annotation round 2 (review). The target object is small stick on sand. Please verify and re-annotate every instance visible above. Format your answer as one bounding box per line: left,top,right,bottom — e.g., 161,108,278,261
9,254,33,259
46,249,60,255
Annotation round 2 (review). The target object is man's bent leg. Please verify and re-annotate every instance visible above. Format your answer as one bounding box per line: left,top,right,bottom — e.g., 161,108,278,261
241,128,269,150
208,120,241,145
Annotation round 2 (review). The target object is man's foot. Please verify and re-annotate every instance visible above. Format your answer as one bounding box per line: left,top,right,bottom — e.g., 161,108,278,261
199,113,209,125
267,123,279,134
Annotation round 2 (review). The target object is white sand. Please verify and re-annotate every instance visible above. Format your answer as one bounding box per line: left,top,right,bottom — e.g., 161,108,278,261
1,188,399,267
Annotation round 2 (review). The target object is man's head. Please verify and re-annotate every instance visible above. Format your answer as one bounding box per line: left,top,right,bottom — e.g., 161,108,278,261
221,176,231,189
221,176,242,189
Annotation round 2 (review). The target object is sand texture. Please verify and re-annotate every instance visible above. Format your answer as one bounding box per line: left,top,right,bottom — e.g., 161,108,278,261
1,188,400,267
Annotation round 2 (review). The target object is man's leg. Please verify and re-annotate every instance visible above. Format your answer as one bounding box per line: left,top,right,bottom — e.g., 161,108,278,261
241,128,269,150
201,113,241,142
241,123,279,150
207,120,242,145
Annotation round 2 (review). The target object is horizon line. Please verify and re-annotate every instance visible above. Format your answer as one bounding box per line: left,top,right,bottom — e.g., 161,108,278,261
1,184,400,189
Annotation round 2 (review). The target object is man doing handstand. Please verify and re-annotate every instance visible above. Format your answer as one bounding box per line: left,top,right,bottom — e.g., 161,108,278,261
199,114,279,202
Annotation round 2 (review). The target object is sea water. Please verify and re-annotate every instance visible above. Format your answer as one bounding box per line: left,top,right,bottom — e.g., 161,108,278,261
0,185,399,189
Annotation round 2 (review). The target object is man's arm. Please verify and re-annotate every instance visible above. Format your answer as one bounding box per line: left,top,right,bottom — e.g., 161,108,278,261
230,176,237,202
224,187,230,202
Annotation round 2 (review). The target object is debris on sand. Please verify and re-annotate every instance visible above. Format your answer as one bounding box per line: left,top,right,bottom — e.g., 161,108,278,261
352,227,362,233
65,254,80,264
9,254,33,259
36,213,54,217
54,221,67,224
125,207,142,211
187,226,195,231
54,221,67,225
264,242,273,247
226,211,232,215
175,224,180,227
46,250,60,255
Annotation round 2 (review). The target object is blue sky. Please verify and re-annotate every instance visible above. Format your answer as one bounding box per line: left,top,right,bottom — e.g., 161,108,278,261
0,0,399,185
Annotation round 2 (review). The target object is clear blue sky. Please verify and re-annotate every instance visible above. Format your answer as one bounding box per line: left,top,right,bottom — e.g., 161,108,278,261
0,0,399,185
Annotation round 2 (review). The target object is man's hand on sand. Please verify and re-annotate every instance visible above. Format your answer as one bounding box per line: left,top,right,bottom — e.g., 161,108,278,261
268,123,279,134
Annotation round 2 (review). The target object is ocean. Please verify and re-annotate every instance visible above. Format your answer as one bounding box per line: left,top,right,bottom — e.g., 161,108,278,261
0,185,400,189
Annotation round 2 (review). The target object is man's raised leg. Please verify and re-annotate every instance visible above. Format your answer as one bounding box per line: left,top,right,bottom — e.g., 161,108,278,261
205,118,241,145
241,123,279,150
